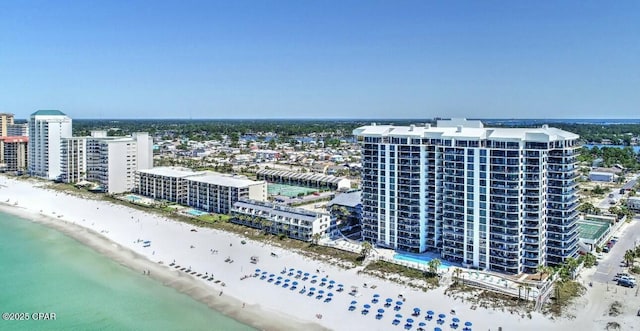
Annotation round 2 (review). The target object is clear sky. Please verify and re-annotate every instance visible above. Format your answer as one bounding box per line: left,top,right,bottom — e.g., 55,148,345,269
1,1,638,119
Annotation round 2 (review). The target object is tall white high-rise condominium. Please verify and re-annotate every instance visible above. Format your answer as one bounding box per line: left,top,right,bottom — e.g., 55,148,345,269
28,110,73,179
354,119,580,274
61,131,154,193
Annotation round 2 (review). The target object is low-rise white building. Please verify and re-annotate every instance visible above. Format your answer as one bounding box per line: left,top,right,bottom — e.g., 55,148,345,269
135,167,267,214
186,173,267,214
136,167,203,204
627,197,640,211
257,169,351,191
588,171,615,182
231,199,331,241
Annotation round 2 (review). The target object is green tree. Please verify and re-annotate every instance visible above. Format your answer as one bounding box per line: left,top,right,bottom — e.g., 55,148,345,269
360,241,372,258
427,258,441,275
624,249,636,267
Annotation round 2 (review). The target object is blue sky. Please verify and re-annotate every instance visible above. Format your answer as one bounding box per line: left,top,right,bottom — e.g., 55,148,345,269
1,1,638,119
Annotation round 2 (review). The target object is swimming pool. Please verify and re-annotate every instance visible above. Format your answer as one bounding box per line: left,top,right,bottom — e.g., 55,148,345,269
125,195,141,202
186,209,208,217
393,252,454,270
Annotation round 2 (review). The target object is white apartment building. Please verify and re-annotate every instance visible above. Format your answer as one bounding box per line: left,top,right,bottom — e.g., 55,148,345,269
186,173,267,214
354,119,580,274
60,137,87,183
135,167,204,204
28,110,73,179
85,131,153,194
135,167,267,214
231,199,331,241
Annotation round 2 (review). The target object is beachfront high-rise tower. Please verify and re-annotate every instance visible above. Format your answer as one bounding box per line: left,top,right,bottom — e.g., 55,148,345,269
27,110,73,179
353,119,580,274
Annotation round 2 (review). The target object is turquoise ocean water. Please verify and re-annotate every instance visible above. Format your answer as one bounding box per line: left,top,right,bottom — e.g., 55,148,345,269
0,211,254,331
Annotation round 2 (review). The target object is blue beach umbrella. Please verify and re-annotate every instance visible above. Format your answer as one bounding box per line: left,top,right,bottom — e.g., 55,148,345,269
329,280,336,284
438,313,446,319
328,293,333,297
419,322,426,327
395,314,403,319
452,317,460,323
414,307,420,313
285,279,290,282
255,269,261,273
338,284,344,287
304,272,310,276
407,318,414,323
378,308,385,313
351,300,357,305
321,278,327,282
297,270,303,274
312,275,318,278
373,294,380,298
262,271,267,274
289,268,294,271
319,290,325,294
277,276,283,280
364,304,371,309
269,274,275,277
396,301,403,306
434,328,442,331
310,287,316,292
464,322,472,327
386,298,393,303
292,281,298,286
427,310,434,315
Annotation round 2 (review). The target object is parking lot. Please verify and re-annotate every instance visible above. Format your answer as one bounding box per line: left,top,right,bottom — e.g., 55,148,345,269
590,216,640,284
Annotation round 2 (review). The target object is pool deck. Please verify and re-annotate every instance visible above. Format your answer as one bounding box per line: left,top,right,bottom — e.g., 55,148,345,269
325,238,545,302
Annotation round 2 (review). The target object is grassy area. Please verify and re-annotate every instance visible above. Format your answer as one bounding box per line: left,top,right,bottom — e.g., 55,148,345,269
362,260,439,289
445,283,535,318
197,213,231,223
544,280,585,317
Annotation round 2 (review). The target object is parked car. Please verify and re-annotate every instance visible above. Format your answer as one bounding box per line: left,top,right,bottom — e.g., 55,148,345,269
618,279,636,288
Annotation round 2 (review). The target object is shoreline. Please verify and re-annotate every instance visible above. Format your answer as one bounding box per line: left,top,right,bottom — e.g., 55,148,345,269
0,202,325,331
2,175,640,331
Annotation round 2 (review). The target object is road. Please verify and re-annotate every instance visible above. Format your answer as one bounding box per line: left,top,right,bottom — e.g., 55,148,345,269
590,216,640,284
597,175,639,209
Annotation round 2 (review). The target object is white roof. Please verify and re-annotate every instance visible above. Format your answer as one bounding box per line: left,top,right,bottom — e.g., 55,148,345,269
354,119,578,142
138,166,203,178
187,172,264,188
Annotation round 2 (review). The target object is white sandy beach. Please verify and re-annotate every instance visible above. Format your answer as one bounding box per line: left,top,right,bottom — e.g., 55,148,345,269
1,176,639,331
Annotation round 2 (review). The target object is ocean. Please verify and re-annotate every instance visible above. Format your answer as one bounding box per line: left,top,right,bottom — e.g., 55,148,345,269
0,211,254,331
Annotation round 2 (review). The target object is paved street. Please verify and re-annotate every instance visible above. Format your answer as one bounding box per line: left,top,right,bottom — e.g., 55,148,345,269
597,176,638,209
590,216,640,284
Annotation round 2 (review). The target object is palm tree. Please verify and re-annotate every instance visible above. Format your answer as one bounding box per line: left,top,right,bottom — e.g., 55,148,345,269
360,241,372,258
311,233,321,245
565,257,579,278
624,249,635,267
536,264,548,281
427,258,441,275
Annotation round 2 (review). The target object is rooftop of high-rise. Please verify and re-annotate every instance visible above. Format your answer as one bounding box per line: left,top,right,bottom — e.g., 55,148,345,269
353,118,579,142
30,109,66,116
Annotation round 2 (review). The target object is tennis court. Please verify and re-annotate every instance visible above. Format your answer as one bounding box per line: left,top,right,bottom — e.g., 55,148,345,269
578,218,610,241
267,183,317,198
